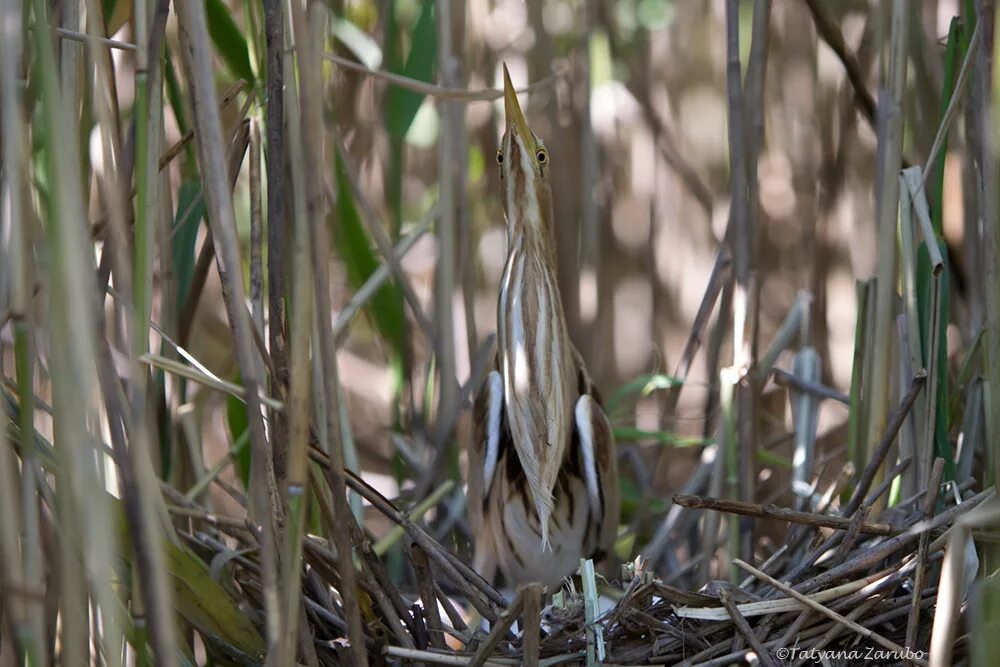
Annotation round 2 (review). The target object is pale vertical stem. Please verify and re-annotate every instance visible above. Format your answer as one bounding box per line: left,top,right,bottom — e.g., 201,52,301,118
280,12,314,658
0,185,29,664
82,0,178,663
1,0,45,659
249,118,271,529
59,0,80,116
578,0,600,361
175,0,277,660
719,366,739,583
982,0,1000,493
132,31,163,624
451,0,472,386
740,0,770,563
929,526,971,666
866,0,911,506
847,280,872,474
897,179,928,490
27,0,126,660
457,18,477,374
699,273,732,585
724,0,750,340
133,0,152,357
0,434,26,660
742,0,768,360
435,0,459,446
288,0,368,662
724,0,755,573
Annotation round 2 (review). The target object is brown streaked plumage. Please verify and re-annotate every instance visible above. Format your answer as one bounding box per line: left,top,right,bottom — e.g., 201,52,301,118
467,65,619,588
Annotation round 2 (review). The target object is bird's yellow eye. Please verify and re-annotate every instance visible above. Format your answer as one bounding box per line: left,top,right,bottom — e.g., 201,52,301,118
535,147,548,165
496,150,504,165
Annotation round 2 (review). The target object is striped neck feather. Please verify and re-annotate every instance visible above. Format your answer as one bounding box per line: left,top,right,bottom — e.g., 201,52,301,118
497,227,576,548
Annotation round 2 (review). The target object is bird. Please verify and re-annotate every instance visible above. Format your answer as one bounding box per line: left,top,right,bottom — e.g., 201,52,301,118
467,64,619,589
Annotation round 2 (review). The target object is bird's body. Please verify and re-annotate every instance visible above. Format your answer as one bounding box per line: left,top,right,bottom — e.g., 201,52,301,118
467,66,619,589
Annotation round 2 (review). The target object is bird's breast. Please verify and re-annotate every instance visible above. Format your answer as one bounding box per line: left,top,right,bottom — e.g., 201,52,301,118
485,451,602,587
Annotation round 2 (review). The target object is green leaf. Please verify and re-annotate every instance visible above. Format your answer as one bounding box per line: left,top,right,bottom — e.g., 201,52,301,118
916,237,955,479
932,17,963,237
618,477,666,517
333,158,406,355
165,540,265,661
226,373,252,488
757,449,791,470
612,427,709,448
205,0,255,85
606,373,686,413
962,0,977,53
384,0,436,138
164,54,196,173
102,0,118,31
172,181,205,314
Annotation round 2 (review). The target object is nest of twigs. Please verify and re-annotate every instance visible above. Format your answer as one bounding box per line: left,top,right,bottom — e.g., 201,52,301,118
178,437,991,667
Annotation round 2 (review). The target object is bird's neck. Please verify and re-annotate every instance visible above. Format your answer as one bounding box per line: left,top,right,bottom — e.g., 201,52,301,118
497,224,578,543
506,211,556,260
498,228,569,364
497,224,576,430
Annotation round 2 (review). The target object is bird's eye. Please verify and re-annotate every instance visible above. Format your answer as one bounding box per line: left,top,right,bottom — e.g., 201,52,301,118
535,147,547,164
496,150,504,165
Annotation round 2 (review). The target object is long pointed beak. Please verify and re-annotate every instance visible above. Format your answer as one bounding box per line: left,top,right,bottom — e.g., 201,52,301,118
502,64,536,151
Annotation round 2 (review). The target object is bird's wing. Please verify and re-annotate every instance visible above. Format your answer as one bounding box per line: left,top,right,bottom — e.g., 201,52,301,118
469,356,504,523
469,357,505,581
573,361,620,554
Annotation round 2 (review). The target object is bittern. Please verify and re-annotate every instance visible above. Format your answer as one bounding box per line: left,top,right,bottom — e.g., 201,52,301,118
468,66,619,588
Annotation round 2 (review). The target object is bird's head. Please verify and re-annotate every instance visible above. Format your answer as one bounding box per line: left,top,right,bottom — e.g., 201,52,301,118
497,64,554,240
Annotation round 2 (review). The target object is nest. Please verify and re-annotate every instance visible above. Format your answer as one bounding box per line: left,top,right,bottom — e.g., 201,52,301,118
180,440,991,667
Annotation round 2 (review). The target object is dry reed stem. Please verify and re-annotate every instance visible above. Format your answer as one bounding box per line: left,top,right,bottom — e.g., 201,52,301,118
804,0,877,128
323,50,552,101
675,569,891,621
843,371,926,517
264,0,288,485
468,589,525,667
928,525,972,667
521,584,544,667
343,470,506,620
905,457,946,663
288,0,368,660
864,0,912,508
721,588,778,667
771,368,850,404
385,646,509,666
723,0,756,570
798,486,993,596
735,559,928,666
673,494,901,536
334,208,436,343
412,544,447,650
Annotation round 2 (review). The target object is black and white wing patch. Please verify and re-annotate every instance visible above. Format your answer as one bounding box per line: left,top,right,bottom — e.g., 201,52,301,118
481,370,504,498
574,394,604,522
